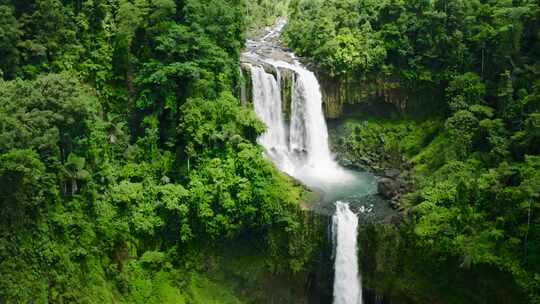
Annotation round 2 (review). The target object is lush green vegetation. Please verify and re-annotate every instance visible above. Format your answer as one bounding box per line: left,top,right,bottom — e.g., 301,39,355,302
3,0,540,302
330,119,440,171
0,0,321,302
360,223,528,303
286,0,540,302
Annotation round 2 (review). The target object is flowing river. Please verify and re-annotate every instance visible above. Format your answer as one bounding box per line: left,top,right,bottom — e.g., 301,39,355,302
242,20,377,304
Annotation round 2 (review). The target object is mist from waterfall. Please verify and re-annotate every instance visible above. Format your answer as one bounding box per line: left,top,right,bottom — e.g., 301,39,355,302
333,201,363,304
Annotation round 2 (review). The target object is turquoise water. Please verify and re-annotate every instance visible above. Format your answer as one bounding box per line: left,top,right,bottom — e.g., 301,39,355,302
305,169,378,204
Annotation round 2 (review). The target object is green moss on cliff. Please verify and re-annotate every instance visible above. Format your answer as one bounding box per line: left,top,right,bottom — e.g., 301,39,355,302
281,69,294,122
330,119,441,172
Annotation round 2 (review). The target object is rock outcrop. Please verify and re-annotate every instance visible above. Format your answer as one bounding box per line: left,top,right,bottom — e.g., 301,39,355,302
316,71,408,119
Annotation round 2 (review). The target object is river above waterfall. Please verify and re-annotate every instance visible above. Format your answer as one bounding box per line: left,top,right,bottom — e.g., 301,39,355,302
242,20,378,211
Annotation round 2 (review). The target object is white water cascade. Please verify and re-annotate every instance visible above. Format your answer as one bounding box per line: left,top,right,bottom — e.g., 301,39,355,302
333,201,363,304
249,65,296,175
249,59,353,188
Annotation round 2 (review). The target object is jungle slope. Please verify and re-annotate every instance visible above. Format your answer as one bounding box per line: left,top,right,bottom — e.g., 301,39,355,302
284,0,540,303
0,0,324,303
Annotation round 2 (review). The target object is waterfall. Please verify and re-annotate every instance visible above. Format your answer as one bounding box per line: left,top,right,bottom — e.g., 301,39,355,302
249,65,295,175
288,64,343,179
332,201,363,304
249,58,352,187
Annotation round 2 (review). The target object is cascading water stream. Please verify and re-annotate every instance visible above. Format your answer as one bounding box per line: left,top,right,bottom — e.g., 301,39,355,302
249,58,354,188
249,65,295,175
333,201,363,304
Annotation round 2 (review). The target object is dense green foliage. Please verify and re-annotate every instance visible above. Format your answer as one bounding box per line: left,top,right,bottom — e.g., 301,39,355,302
333,119,537,302
3,0,540,302
0,1,320,302
288,0,540,301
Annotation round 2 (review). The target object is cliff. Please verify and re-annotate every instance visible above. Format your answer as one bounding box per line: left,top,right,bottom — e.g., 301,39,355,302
240,64,418,119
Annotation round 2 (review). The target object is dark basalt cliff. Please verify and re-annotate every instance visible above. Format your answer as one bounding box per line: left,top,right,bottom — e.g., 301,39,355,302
306,64,443,120
315,73,407,119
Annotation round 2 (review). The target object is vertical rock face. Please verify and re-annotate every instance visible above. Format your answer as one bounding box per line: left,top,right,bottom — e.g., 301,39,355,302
315,71,410,119
317,73,363,119
240,65,251,106
280,68,294,122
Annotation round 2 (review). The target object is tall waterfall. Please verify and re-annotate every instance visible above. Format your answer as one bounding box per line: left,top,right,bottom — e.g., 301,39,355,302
289,64,337,174
249,59,352,186
333,201,363,304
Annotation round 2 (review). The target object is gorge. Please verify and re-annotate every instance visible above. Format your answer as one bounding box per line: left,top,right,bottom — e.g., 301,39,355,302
1,0,538,303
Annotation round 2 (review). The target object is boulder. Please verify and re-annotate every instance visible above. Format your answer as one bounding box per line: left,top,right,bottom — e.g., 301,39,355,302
359,156,372,165
339,157,353,168
390,213,404,226
383,168,401,178
389,200,400,210
377,177,400,199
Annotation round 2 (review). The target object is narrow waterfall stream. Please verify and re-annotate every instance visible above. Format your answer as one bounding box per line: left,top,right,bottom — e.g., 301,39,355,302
333,201,362,304
243,20,375,304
